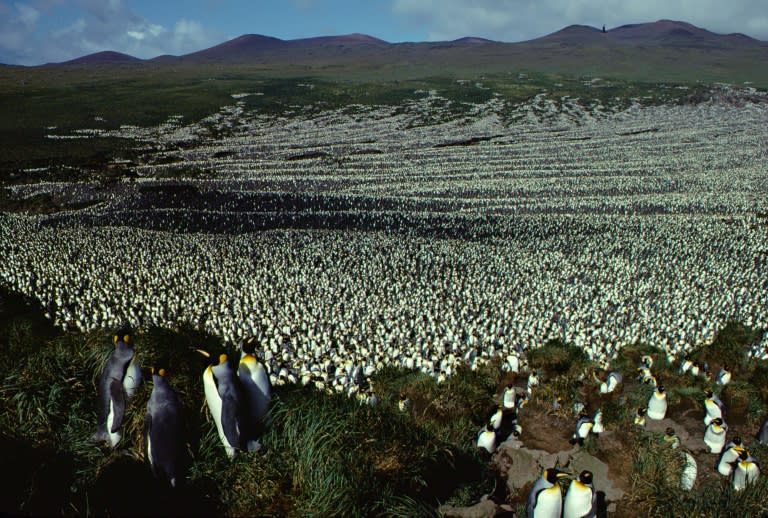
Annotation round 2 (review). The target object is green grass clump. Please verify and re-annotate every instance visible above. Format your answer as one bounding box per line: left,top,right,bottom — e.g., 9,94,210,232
690,321,762,373
526,338,589,378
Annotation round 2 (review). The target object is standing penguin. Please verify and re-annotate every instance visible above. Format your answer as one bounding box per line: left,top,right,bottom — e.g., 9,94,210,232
144,366,184,487
526,468,570,518
646,386,667,420
502,383,517,410
703,389,724,425
563,470,597,518
477,423,497,454
732,450,760,491
704,418,728,454
197,349,245,459
93,333,142,448
239,336,272,449
570,414,594,446
717,437,745,476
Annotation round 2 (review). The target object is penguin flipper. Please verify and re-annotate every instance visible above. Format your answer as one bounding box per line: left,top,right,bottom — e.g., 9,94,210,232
221,396,243,451
108,379,126,433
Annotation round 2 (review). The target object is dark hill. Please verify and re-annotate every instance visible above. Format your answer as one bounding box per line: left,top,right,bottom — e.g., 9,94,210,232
63,51,143,65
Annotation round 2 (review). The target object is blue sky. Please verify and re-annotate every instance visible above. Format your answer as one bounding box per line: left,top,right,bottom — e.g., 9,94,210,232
2,0,767,65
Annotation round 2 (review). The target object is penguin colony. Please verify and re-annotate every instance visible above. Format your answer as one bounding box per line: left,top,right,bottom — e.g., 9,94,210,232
2,86,768,394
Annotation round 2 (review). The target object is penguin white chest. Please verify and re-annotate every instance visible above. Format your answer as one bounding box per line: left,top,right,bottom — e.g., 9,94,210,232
477,430,496,453
647,391,667,420
563,483,593,518
703,400,722,425
704,425,727,454
532,485,562,518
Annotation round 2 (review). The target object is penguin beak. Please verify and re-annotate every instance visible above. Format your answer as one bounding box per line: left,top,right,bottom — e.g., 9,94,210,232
195,348,211,358
556,472,571,479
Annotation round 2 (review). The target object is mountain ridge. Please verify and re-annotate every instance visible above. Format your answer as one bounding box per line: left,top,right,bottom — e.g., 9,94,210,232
38,20,766,66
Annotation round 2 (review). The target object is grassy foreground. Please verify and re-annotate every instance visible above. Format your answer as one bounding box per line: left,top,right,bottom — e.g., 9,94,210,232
1,285,767,517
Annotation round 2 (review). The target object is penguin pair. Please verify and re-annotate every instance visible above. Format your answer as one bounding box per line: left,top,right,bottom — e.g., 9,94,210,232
732,450,760,491
717,437,745,476
526,468,570,518
93,333,142,448
144,365,185,487
198,338,272,458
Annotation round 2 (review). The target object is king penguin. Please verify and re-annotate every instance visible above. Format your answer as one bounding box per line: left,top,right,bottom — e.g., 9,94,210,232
477,423,497,454
526,468,569,518
570,414,594,446
646,386,667,420
717,437,745,476
703,389,724,425
93,333,142,448
239,336,272,449
563,470,597,518
732,450,760,491
197,349,245,459
144,365,184,487
502,383,517,410
704,417,728,454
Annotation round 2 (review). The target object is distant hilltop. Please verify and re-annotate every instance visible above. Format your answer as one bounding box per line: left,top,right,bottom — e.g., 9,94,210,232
51,19,766,66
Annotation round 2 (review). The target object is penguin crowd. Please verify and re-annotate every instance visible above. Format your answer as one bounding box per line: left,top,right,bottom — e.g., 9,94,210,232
1,212,766,402
92,334,273,485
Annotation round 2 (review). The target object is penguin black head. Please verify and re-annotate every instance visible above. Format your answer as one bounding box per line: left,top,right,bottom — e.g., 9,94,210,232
712,418,724,426
506,383,514,390
738,450,749,461
732,437,743,446
637,408,647,416
242,336,258,356
544,468,569,484
657,386,666,393
578,470,594,485
705,389,713,398
665,427,676,437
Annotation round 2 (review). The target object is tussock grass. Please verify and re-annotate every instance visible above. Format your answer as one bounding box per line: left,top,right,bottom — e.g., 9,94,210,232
690,321,762,374
526,338,589,378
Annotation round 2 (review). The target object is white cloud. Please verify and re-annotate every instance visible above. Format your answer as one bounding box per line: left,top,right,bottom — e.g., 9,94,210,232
15,2,40,27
